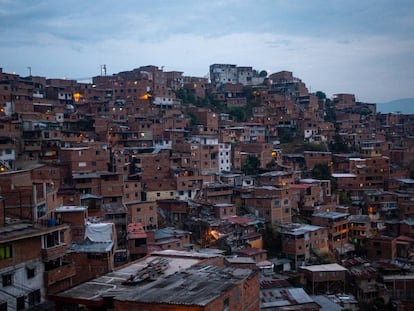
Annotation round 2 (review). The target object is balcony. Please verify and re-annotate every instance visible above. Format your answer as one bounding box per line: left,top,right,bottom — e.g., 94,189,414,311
41,243,67,262
44,263,76,286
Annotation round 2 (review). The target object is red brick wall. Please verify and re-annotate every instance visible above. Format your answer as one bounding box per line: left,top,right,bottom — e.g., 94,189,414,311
0,236,41,269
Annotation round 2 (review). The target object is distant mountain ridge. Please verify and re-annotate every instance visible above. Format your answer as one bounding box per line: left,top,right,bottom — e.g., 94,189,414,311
376,98,414,114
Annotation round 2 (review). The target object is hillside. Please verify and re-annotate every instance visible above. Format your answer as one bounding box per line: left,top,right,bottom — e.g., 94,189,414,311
376,98,414,114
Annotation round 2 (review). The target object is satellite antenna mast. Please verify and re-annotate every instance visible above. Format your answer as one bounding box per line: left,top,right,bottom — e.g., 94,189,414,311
100,64,107,76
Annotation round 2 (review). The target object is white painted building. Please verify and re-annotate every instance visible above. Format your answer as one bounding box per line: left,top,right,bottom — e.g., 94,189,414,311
219,143,231,172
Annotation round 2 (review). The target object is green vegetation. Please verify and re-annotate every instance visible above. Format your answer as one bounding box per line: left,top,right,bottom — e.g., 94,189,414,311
310,163,331,180
329,133,350,153
338,190,352,205
261,223,281,257
315,91,326,100
303,142,327,152
175,88,209,107
228,107,247,122
241,156,260,175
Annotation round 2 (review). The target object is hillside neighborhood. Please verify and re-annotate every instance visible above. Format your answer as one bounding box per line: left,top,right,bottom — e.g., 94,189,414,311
0,64,414,310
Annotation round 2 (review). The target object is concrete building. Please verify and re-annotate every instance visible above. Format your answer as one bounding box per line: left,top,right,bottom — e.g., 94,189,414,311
210,64,238,86
0,220,71,309
219,142,232,172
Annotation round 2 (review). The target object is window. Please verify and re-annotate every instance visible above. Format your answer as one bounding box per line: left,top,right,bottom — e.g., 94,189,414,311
2,274,12,286
28,289,41,307
27,267,35,279
16,296,24,311
224,297,230,311
0,245,12,260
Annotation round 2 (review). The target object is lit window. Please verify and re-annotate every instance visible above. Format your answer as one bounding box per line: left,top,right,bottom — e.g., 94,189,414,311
0,245,12,260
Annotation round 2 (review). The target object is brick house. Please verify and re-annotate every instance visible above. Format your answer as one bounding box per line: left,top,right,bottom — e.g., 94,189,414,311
279,223,329,268
244,186,293,224
365,235,397,261
113,265,259,311
311,212,350,251
127,223,147,260
300,263,348,295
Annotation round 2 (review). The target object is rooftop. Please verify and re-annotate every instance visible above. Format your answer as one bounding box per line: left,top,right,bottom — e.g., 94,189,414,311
55,205,87,213
279,223,324,235
114,264,255,305
313,211,349,219
260,287,316,309
0,221,68,244
331,173,357,178
53,250,222,305
68,239,114,253
300,263,348,272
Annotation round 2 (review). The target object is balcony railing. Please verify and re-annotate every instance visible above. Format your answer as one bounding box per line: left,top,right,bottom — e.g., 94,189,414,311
44,263,76,286
41,243,67,262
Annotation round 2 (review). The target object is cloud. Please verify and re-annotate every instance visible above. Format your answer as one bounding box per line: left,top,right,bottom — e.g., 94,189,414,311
1,0,413,102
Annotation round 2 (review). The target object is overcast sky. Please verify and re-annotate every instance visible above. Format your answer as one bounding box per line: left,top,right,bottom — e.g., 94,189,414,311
1,0,413,102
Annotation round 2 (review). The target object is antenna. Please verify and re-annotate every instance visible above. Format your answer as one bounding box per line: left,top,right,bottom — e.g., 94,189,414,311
100,64,107,76
27,66,32,76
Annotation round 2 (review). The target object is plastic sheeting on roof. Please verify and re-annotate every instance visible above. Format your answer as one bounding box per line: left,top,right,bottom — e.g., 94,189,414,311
85,222,113,242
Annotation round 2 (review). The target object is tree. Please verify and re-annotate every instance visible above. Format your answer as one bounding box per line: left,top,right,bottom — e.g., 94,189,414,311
261,223,281,257
242,156,260,175
338,190,352,205
304,142,327,152
259,70,268,77
228,107,246,122
329,133,350,153
311,163,331,180
315,91,327,100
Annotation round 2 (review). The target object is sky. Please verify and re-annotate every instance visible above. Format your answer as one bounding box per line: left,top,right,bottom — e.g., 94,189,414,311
0,0,413,103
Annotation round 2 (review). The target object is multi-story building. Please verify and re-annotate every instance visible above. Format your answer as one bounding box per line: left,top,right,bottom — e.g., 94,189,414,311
279,223,329,268
332,93,356,110
209,64,238,86
219,142,232,172
312,211,350,251
243,186,293,224
126,201,158,231
127,222,147,260
365,235,397,261
0,196,72,307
